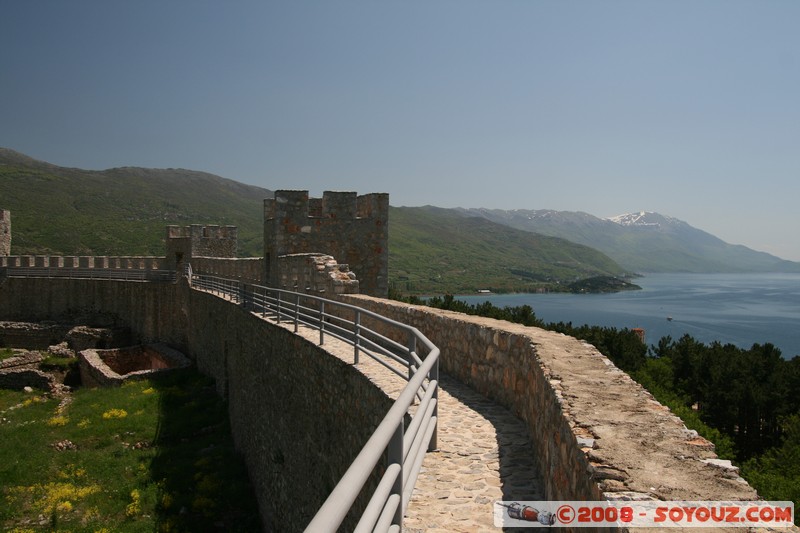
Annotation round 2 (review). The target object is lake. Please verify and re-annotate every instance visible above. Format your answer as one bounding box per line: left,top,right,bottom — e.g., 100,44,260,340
457,273,800,359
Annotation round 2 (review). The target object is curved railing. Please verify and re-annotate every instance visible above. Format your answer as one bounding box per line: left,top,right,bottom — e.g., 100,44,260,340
186,266,439,532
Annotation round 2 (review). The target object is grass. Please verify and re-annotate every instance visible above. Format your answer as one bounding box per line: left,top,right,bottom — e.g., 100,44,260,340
0,368,261,532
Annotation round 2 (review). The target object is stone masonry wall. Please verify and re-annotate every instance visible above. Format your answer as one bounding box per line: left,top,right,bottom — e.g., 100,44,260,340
0,255,168,270
182,285,394,531
0,275,768,530
0,278,187,348
0,209,10,256
338,294,761,507
165,224,238,266
264,190,388,297
189,256,264,285
276,253,359,295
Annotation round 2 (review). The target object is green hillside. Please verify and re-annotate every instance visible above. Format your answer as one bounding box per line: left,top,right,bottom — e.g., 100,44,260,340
0,148,269,256
389,206,629,294
1,148,630,294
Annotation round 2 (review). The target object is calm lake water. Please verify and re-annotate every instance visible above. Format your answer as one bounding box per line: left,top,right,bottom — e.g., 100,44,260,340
457,273,800,359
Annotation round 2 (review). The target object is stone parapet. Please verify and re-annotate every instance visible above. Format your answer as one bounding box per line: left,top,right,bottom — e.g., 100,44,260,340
189,256,264,285
337,294,760,507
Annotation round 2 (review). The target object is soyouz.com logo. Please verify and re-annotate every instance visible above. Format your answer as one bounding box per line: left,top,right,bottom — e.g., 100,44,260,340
493,501,795,528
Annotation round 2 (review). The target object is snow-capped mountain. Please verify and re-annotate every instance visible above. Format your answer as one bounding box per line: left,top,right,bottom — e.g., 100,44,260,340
608,211,679,228
456,207,800,274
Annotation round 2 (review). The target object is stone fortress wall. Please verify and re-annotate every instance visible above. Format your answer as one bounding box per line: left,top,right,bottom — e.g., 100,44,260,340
337,295,760,507
264,190,389,297
0,275,767,530
1,255,168,270
0,198,774,531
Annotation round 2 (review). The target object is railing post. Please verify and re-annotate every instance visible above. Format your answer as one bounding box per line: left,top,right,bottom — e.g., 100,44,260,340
407,334,416,381
430,355,439,451
389,422,404,528
294,293,300,333
319,300,325,345
354,310,361,364
276,291,281,324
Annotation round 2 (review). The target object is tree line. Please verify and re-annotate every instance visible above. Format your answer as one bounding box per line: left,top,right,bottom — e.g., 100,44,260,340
394,292,800,516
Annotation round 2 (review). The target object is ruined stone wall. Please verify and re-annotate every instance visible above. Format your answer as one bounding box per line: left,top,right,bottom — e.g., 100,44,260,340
0,209,10,256
0,322,72,349
275,253,359,295
0,278,187,348
338,294,760,506
264,190,388,298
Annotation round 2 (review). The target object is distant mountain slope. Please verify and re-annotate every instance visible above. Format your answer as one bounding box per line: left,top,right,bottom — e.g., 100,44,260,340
0,147,270,256
390,206,630,294
0,148,631,294
459,208,800,273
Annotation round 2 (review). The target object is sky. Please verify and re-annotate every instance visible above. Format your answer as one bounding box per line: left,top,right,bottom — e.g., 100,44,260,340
2,1,799,261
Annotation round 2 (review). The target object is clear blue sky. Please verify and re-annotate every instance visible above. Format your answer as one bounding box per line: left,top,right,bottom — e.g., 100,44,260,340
2,1,799,260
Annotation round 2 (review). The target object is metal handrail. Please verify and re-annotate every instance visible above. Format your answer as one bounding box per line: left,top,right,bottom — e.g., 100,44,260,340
186,268,439,532
3,266,176,282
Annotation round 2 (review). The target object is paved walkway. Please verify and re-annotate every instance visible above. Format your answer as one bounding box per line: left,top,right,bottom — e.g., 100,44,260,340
403,373,544,532
282,318,544,532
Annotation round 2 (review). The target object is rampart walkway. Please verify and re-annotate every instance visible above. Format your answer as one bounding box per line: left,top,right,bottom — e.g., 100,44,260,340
284,317,544,532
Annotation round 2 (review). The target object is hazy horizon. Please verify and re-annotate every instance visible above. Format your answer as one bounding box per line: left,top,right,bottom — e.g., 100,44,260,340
3,1,799,260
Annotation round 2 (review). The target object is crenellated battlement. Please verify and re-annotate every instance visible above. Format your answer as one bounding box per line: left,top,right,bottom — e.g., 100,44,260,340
264,190,388,297
166,224,237,241
263,190,389,223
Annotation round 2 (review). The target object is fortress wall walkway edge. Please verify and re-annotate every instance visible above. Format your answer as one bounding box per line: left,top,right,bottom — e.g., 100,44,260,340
337,294,762,508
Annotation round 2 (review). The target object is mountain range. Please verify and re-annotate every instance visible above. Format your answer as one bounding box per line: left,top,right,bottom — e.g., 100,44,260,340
2,147,798,295
457,208,800,274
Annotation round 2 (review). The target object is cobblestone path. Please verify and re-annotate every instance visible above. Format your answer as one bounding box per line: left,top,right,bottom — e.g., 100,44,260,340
403,373,544,532
272,317,544,532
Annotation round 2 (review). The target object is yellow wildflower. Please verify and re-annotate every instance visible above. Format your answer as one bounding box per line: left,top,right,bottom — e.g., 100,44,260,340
47,415,69,427
126,489,141,517
56,500,73,513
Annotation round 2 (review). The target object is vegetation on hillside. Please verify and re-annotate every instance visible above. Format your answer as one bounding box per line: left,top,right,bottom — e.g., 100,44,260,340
389,206,632,294
0,150,268,257
397,294,800,521
1,149,633,293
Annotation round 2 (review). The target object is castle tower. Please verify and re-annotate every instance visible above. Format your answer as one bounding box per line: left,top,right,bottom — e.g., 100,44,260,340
264,190,389,297
165,224,238,268
0,210,10,256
